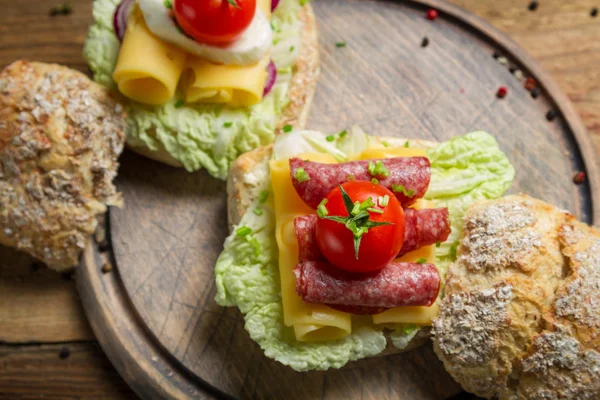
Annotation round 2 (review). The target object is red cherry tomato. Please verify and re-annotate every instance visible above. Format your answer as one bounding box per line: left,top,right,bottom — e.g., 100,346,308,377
315,181,405,273
174,0,256,45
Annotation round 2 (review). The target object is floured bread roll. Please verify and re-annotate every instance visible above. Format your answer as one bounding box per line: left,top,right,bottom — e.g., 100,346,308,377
0,61,126,270
432,195,600,399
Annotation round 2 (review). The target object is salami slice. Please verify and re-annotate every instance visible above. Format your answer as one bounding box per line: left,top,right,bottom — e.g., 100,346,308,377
294,261,440,308
294,214,324,262
400,208,451,256
289,157,431,209
293,208,450,261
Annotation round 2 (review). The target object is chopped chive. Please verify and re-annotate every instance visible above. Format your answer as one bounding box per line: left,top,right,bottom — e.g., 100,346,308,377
450,242,458,260
289,45,295,52
317,203,328,217
174,99,185,108
338,130,347,138
368,161,376,175
382,141,390,148
326,135,335,142
283,125,293,133
371,178,379,184
367,207,384,214
294,168,310,183
416,258,427,264
336,41,347,48
223,121,233,127
253,207,264,216
300,0,310,5
351,201,361,216
248,236,261,256
259,190,269,203
404,141,410,148
403,324,418,335
392,184,415,198
236,226,252,237
368,160,390,177
164,0,172,8
436,241,441,248
379,195,389,207
347,174,355,181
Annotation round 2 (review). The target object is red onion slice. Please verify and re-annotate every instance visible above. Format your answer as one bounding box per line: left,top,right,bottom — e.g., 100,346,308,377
263,60,277,97
114,0,135,42
271,0,280,12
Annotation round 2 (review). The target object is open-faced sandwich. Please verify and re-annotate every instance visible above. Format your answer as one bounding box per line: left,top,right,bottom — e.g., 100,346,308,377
215,127,515,370
84,0,318,178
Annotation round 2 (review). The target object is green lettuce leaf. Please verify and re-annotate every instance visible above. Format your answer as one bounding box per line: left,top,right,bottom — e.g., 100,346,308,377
425,131,515,275
83,0,303,179
215,130,514,370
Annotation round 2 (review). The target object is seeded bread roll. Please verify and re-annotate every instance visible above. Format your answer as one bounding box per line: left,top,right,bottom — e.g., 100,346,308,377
432,195,600,399
0,61,126,270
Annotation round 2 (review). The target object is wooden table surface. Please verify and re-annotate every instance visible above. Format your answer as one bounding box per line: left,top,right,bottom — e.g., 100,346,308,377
1,0,599,399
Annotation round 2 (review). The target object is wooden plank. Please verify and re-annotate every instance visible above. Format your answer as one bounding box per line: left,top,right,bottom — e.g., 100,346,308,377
0,246,94,343
0,342,136,399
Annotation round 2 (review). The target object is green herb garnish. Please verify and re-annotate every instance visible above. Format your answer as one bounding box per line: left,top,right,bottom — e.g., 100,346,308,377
223,121,233,128
289,45,295,52
338,130,347,138
253,207,263,216
164,0,172,8
227,0,241,9
368,160,390,177
326,135,335,142
236,226,252,237
392,184,415,198
379,195,389,207
283,125,293,133
367,207,384,214
259,190,269,204
347,174,355,181
294,168,310,183
174,99,185,108
436,241,441,248
317,199,328,218
416,258,427,264
404,141,410,148
336,41,347,48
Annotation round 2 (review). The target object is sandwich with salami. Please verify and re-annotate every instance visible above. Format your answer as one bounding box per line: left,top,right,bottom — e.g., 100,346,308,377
215,127,515,370
84,0,318,179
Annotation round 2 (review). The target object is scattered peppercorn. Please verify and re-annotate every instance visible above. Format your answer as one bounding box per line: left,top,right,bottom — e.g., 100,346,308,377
59,347,71,359
97,239,110,252
528,1,539,11
509,65,518,74
546,109,558,121
524,77,536,91
101,263,113,274
492,50,501,59
496,86,508,98
426,9,438,20
573,171,586,184
530,87,541,99
591,7,598,17
421,37,429,47
49,3,72,16
61,272,74,281
31,262,42,272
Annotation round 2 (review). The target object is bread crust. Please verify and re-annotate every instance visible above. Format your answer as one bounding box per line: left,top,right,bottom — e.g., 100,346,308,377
432,195,600,399
128,4,320,168
226,136,439,355
0,61,126,270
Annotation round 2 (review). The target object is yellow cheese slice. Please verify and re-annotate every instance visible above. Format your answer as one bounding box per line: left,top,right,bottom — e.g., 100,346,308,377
182,0,271,107
356,147,427,159
182,56,268,107
113,7,187,105
270,153,352,342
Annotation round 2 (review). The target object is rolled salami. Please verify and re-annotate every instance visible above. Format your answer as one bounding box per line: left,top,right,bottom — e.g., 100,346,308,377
294,208,450,261
294,261,441,308
289,157,431,209
399,208,451,255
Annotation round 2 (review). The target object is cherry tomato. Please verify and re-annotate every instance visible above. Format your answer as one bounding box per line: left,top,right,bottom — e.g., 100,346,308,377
174,0,256,45
315,181,405,273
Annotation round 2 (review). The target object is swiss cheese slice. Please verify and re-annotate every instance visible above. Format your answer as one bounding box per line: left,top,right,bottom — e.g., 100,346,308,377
113,7,187,105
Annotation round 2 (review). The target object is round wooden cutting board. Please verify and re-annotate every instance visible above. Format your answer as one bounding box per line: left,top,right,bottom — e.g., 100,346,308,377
78,0,600,399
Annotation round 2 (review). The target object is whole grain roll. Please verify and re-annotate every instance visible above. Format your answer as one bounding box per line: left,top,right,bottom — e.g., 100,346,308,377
0,61,126,270
432,195,600,399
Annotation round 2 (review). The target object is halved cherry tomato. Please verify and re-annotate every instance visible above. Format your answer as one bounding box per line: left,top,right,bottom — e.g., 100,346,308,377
174,0,256,45
315,181,405,273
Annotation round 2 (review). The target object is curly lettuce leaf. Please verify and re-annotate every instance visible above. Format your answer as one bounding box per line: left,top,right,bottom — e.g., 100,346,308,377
83,0,303,179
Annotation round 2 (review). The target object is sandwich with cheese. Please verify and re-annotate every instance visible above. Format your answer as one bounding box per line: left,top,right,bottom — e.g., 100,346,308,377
84,0,318,179
215,127,515,370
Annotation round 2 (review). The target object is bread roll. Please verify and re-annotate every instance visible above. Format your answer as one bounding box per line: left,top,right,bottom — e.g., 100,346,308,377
0,61,126,270
432,195,600,399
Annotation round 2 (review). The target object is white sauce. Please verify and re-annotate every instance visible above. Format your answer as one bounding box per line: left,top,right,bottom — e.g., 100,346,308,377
138,0,272,65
